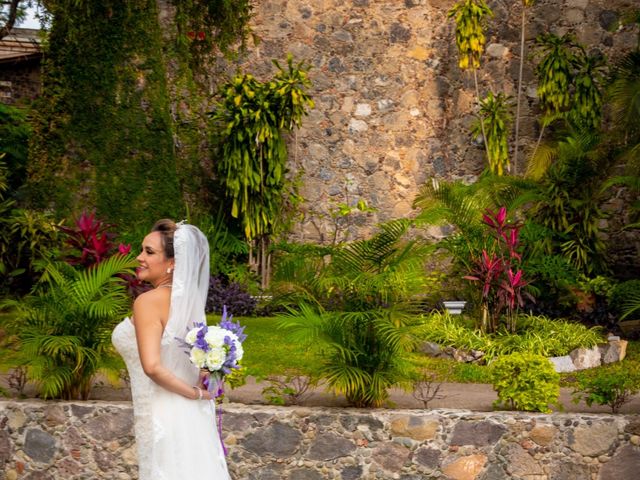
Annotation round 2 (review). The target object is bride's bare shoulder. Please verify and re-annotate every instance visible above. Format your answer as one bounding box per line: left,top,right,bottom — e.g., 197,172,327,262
134,288,171,308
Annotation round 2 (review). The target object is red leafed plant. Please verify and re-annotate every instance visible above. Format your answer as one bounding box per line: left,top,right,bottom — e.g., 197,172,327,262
59,211,117,267
464,207,533,332
58,211,147,297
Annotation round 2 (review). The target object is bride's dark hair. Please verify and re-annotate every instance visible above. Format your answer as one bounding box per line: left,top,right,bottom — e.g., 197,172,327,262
151,219,177,259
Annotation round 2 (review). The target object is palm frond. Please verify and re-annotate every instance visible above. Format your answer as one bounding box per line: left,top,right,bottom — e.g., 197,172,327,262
73,254,137,306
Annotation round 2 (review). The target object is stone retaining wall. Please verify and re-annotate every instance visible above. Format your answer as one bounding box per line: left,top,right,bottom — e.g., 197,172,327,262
1,400,639,479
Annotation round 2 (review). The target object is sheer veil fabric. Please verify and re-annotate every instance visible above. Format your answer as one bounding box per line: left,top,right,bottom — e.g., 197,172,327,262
112,224,230,480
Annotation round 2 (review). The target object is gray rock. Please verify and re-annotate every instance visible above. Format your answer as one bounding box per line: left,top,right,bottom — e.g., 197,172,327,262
624,419,640,436
389,23,411,43
570,423,618,456
550,355,576,373
450,421,506,447
328,57,345,73
478,463,509,480
82,411,133,442
414,447,440,468
0,429,12,464
242,422,302,457
570,345,601,370
600,339,628,364
348,118,368,133
339,415,383,432
248,464,285,480
372,442,410,471
24,429,56,463
341,465,362,480
486,43,508,58
599,10,619,31
418,341,443,357
23,472,54,480
307,433,355,460
69,404,94,418
599,445,640,480
506,444,544,477
548,461,591,480
290,468,323,480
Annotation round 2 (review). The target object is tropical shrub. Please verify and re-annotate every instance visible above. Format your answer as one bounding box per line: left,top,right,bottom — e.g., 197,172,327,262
0,103,31,195
0,162,62,296
491,352,560,413
609,280,640,316
572,363,640,413
277,220,433,407
0,255,137,399
419,313,602,360
205,275,256,317
463,207,533,332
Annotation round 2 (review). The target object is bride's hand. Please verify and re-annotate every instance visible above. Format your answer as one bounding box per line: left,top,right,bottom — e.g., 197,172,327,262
198,368,211,390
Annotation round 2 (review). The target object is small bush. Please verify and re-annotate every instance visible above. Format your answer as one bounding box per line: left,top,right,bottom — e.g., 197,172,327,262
205,275,257,317
419,313,602,359
609,280,640,315
491,352,561,413
572,364,640,413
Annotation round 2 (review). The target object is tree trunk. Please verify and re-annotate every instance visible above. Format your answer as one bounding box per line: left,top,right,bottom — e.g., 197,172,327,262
513,7,528,176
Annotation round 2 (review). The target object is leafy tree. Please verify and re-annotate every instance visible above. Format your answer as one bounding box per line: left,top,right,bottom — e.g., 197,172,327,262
277,220,433,407
448,0,494,164
1,254,137,399
209,55,314,289
473,92,512,175
0,0,28,39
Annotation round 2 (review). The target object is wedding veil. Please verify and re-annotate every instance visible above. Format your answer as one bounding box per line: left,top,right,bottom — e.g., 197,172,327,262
162,223,210,381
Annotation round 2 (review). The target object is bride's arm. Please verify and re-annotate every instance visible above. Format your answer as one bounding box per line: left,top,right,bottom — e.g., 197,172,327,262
133,292,213,400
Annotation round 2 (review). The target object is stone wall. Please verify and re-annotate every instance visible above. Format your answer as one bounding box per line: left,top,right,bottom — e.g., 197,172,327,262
216,0,638,242
1,400,640,479
0,58,41,105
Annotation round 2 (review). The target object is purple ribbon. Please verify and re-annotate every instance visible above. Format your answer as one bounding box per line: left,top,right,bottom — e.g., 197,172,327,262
204,373,228,456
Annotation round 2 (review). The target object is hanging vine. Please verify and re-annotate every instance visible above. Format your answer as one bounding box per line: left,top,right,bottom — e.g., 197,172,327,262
27,0,254,230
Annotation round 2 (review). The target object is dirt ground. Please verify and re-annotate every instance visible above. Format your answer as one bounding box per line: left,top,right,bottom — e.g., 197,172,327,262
82,376,640,414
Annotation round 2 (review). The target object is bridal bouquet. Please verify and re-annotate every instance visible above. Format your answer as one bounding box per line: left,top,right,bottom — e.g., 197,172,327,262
183,306,246,397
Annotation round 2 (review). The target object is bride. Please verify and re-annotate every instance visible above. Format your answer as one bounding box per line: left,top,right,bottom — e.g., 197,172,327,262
112,219,230,479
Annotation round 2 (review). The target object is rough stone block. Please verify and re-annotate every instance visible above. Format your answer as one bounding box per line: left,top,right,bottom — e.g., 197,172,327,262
390,415,439,441
569,345,601,370
506,444,544,477
307,433,355,461
571,423,618,456
549,355,576,373
414,447,440,469
529,425,556,446
450,421,506,447
24,429,56,464
600,339,628,364
241,422,302,457
372,442,410,471
598,445,640,480
442,454,487,480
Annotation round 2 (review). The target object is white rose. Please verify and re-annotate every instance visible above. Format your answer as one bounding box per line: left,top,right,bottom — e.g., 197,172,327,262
185,327,200,345
189,347,207,368
205,347,226,371
233,341,244,362
204,326,227,349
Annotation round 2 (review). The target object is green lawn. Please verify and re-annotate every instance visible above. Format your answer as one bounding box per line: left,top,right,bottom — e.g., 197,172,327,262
213,315,639,386
214,316,320,379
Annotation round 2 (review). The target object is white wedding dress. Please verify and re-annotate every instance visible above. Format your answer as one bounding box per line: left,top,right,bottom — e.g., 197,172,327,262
112,224,230,480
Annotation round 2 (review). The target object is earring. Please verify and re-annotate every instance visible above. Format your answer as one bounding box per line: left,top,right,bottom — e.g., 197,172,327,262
166,267,172,274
